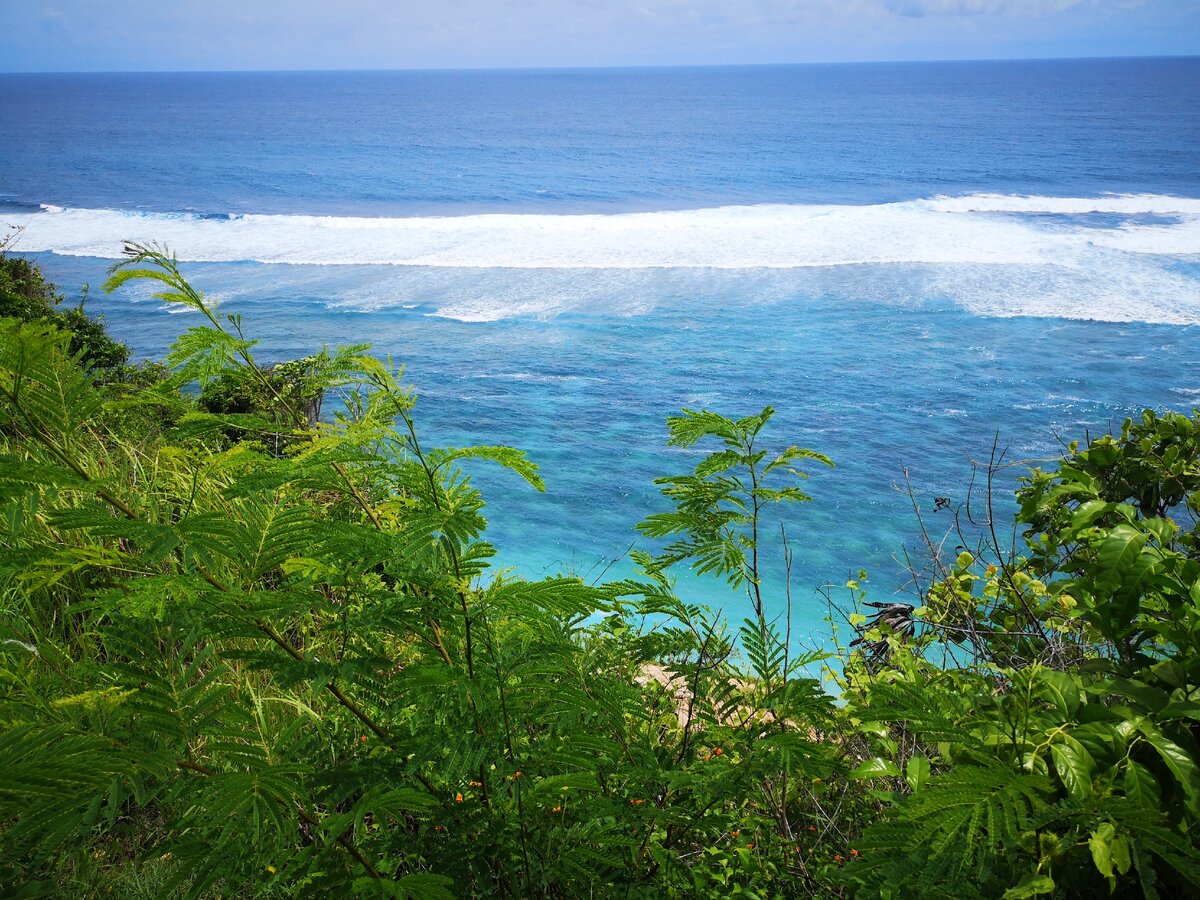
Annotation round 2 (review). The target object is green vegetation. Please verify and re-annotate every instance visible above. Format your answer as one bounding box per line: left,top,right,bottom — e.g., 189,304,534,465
0,239,157,387
1,245,1197,898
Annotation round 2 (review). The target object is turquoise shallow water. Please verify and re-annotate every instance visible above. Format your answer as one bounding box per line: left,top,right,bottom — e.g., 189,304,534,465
17,255,1199,647
2,60,1199,642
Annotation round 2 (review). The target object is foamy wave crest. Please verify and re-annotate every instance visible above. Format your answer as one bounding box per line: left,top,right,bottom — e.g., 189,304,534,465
6,194,1199,323
8,194,1197,268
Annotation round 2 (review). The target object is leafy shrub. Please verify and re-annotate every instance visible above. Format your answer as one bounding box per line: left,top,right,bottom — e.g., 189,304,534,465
835,413,1200,898
0,252,132,384
0,246,1195,897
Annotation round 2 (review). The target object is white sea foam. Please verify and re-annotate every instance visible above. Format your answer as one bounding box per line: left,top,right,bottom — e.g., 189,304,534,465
920,194,1200,216
6,194,1199,324
11,195,1198,269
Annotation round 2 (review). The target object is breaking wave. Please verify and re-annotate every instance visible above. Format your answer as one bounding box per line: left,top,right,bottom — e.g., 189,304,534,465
6,194,1199,324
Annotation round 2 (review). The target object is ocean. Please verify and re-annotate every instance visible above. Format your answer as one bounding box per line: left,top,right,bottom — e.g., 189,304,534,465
2,59,1198,646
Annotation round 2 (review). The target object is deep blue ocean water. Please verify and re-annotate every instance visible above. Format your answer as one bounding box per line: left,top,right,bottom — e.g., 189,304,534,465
2,60,1198,646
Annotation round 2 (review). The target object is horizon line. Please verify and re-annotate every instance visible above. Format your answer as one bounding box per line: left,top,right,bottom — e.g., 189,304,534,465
2,52,1198,77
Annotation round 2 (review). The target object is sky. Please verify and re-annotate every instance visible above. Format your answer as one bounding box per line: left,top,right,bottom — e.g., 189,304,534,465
0,0,1197,72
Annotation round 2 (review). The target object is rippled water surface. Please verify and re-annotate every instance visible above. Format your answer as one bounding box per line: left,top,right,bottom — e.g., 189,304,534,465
3,60,1198,640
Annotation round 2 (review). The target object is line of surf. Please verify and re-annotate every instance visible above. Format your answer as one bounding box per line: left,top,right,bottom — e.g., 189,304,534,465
6,194,1198,269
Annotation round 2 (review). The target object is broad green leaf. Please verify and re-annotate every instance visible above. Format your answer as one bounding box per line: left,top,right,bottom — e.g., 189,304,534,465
1112,834,1132,876
1090,822,1116,879
1096,525,1149,576
1138,721,1200,805
1070,499,1114,532
906,754,930,793
1037,669,1081,717
1002,872,1055,899
1160,700,1200,722
1050,737,1095,801
1123,760,1161,808
850,757,902,780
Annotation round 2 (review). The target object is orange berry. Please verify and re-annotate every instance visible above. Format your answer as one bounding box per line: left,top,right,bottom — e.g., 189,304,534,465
835,854,845,862
746,843,755,850
809,825,817,832
712,747,723,756
551,806,562,813
850,849,860,857
455,792,464,803
359,736,367,743
731,830,740,838
512,771,523,780
468,780,482,787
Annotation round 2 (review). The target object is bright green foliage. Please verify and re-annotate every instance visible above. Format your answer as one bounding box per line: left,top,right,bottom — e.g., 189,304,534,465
0,250,134,384
0,249,844,897
0,247,1196,897
837,414,1200,898
197,352,365,455
637,407,832,595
